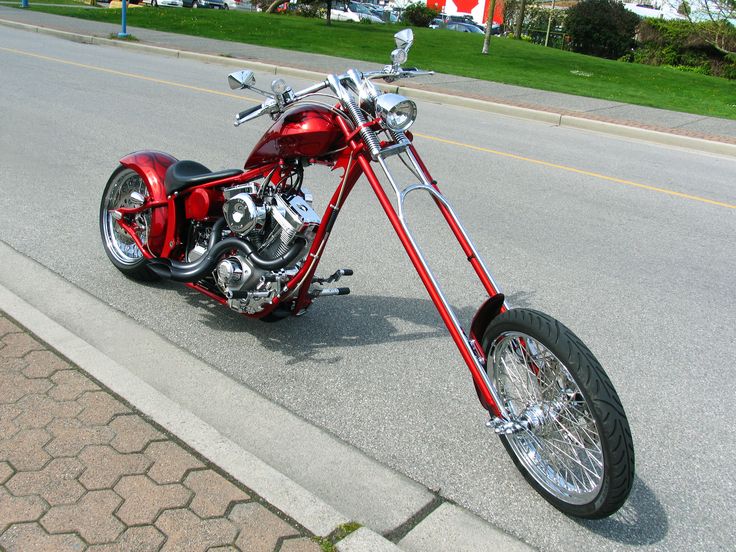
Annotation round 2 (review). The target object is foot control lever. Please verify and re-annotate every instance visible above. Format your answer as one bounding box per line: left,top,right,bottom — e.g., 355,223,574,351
313,268,353,284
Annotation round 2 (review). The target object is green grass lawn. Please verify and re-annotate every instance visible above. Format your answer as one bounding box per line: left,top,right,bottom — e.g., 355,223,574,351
13,6,736,120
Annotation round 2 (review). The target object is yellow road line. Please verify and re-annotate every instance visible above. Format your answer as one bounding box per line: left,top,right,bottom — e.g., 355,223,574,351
414,133,736,210
0,46,255,102
3,46,733,210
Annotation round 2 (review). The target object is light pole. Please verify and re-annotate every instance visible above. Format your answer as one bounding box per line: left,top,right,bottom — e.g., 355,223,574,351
119,0,129,38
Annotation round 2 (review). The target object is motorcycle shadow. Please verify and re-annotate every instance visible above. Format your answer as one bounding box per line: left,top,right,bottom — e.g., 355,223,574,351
575,476,667,545
174,286,479,365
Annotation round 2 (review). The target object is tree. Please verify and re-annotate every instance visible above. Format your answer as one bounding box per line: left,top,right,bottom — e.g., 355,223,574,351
401,2,439,27
687,0,736,55
564,0,640,59
482,0,498,54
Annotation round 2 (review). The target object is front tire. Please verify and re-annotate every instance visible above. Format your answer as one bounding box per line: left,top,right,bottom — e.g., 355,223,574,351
482,308,634,518
99,166,159,282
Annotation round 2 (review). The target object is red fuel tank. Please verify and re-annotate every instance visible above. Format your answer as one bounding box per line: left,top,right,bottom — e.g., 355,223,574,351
245,104,345,169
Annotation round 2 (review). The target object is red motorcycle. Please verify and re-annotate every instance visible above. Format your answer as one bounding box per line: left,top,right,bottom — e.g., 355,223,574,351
100,30,634,518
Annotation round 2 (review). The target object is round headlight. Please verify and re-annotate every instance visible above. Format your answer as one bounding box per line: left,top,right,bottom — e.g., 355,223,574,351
375,94,417,132
271,78,288,95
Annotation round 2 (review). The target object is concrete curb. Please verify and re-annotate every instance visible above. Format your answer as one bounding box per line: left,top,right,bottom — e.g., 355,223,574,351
0,281,351,539
1,16,735,158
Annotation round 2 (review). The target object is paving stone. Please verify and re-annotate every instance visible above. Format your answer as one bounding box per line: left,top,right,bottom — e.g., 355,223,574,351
109,415,163,453
209,547,238,552
280,537,323,552
41,489,124,545
13,394,82,429
79,445,151,490
45,418,115,457
0,522,86,552
114,474,192,525
184,469,250,518
0,487,47,532
77,391,131,426
6,457,85,506
0,373,53,404
155,508,237,552
87,526,165,552
48,370,100,401
0,316,22,337
0,428,52,471
21,350,73,379
0,357,27,374
0,403,21,440
0,461,13,484
229,502,300,552
0,333,45,358
145,440,204,484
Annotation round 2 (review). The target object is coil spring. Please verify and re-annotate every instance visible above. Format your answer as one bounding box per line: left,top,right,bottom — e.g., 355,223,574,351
345,98,381,159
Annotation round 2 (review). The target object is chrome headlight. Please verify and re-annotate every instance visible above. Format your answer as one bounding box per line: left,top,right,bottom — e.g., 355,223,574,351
375,94,417,132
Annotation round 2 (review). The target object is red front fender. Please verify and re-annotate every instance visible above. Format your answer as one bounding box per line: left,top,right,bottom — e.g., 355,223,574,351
119,150,177,256
469,293,505,412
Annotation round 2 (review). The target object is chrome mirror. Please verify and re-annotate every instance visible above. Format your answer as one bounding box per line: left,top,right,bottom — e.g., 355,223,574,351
228,70,256,90
394,29,413,53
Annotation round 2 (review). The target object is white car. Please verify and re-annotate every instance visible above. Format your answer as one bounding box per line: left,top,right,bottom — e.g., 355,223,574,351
331,1,384,23
222,0,238,9
142,0,183,6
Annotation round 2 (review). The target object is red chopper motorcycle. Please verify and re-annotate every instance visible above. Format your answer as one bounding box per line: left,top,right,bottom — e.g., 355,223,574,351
100,30,634,518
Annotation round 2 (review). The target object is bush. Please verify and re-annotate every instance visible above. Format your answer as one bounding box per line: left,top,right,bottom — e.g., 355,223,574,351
632,18,736,79
564,0,639,59
400,2,439,28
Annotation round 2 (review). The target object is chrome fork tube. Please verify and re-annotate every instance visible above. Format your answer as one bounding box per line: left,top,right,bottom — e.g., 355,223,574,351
376,155,510,420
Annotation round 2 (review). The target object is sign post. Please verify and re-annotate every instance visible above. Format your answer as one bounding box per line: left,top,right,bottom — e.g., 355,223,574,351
118,0,129,38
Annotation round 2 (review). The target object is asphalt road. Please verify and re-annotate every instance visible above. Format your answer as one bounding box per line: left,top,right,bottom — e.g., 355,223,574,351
1,25,735,551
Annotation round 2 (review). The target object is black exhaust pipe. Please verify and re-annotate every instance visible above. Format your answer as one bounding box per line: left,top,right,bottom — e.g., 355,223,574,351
147,219,307,282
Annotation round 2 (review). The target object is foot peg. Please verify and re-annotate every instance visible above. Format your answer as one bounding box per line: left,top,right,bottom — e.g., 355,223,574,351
311,269,353,298
315,287,350,297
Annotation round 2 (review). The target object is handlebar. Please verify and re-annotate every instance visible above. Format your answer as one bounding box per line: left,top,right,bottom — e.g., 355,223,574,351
236,104,262,121
233,66,433,126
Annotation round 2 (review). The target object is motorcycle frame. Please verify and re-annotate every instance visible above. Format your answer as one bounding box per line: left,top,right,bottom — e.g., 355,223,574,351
116,115,510,419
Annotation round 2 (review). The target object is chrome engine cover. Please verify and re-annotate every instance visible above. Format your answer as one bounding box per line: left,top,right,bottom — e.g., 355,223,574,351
216,188,320,313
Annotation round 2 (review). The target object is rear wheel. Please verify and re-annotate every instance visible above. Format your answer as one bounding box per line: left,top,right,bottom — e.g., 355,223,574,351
99,166,159,281
482,308,634,518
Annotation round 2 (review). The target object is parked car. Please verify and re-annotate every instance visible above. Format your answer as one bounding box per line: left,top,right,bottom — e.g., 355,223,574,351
445,22,484,33
330,2,384,23
222,0,238,8
142,0,183,7
182,0,226,8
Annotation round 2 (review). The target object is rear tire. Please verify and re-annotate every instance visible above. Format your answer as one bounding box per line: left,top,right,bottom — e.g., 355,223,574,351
482,308,634,518
99,166,159,282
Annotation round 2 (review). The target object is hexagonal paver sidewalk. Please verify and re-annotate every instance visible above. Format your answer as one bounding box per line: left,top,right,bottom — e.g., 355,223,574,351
0,312,321,552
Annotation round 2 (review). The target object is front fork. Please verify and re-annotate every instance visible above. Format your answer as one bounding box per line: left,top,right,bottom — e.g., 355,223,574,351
357,145,511,420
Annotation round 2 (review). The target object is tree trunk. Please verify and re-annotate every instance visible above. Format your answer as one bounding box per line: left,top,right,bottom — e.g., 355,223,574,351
514,0,526,39
265,0,283,13
482,0,498,54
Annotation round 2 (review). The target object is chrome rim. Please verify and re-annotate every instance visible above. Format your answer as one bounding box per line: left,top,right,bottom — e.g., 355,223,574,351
489,332,604,504
102,170,150,265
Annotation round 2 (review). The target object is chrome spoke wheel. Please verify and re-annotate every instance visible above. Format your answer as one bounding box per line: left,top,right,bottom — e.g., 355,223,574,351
101,169,150,266
490,332,603,504
482,308,634,518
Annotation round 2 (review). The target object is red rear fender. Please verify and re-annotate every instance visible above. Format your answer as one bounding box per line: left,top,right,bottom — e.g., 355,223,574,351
119,151,178,256
119,150,177,202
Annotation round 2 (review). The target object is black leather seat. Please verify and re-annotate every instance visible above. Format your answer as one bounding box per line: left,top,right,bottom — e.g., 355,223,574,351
164,160,243,195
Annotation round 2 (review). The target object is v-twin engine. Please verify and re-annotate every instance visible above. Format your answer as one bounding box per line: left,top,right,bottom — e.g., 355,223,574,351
205,184,320,314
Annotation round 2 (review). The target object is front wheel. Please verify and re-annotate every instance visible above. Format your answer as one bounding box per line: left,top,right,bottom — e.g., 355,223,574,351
482,308,634,518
